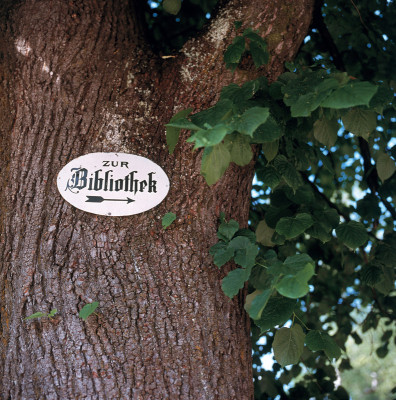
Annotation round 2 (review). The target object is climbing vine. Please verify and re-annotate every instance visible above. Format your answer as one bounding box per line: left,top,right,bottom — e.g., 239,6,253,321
166,13,396,398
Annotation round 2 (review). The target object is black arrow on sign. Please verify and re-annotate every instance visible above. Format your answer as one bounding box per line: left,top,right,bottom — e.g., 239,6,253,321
86,196,135,204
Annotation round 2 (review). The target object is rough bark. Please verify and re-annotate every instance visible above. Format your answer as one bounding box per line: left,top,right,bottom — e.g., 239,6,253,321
0,0,314,399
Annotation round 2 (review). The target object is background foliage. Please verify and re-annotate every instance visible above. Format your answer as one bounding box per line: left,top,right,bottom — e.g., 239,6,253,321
146,1,396,398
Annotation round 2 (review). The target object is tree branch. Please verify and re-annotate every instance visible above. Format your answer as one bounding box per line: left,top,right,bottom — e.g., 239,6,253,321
174,0,316,100
312,0,346,71
303,174,351,222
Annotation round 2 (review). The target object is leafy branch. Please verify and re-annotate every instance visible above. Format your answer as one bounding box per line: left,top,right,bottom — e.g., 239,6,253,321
166,24,395,372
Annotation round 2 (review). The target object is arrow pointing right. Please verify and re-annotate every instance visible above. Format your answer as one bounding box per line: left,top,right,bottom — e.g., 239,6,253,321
86,196,135,204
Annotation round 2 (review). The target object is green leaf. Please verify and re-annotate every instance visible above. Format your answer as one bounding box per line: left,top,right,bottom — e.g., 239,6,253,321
374,233,396,266
217,219,239,241
220,80,262,107
162,212,177,229
335,221,369,249
224,134,253,166
79,302,99,321
342,109,377,140
25,311,47,320
245,289,273,320
305,330,341,360
356,194,382,220
369,84,394,113
317,150,334,173
201,143,231,185
243,30,269,67
282,253,314,274
258,165,281,188
321,81,377,109
191,99,233,128
252,117,283,143
166,119,201,130
47,308,58,318
235,228,256,244
166,108,193,154
276,263,315,298
222,268,250,298
316,208,340,230
271,232,286,245
361,263,383,286
163,0,181,15
306,223,332,243
273,155,303,191
187,125,229,148
256,220,275,247
273,325,305,367
275,213,314,239
249,40,269,67
374,265,395,295
262,140,279,163
285,184,314,205
233,107,270,136
314,117,339,148
255,296,297,333
224,36,245,69
249,265,274,291
209,242,235,267
282,71,337,117
376,152,396,182
229,236,259,268
265,206,293,229
290,90,332,117
234,21,242,30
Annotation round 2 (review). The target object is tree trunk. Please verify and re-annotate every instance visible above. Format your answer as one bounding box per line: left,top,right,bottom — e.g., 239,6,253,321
0,1,314,398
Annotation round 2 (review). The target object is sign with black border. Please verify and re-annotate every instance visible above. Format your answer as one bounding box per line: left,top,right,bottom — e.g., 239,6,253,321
57,153,170,216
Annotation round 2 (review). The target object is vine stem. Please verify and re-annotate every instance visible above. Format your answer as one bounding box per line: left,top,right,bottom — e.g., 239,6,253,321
293,312,310,331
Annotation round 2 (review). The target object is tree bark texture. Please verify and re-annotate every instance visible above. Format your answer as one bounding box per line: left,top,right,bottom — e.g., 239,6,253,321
0,1,314,398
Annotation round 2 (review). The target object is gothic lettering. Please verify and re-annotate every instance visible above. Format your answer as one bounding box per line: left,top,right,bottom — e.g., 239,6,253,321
67,168,158,195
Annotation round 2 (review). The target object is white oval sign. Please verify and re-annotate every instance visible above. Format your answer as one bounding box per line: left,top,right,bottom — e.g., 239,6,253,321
57,153,170,216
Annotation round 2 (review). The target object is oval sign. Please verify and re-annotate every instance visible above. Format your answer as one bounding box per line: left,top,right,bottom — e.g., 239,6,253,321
57,153,170,216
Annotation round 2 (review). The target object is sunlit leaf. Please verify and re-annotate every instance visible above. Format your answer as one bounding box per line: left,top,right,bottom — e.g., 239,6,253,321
201,144,231,185
276,263,315,298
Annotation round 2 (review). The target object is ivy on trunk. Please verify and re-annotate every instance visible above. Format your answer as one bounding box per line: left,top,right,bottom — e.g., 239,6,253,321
0,0,315,398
